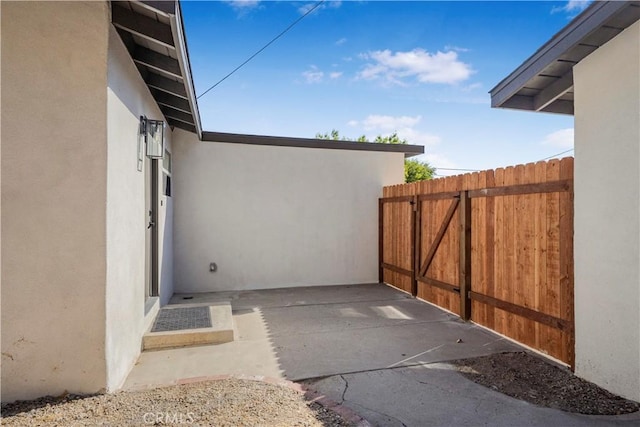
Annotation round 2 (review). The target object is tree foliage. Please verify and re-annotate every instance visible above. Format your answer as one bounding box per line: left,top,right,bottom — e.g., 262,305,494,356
316,130,434,183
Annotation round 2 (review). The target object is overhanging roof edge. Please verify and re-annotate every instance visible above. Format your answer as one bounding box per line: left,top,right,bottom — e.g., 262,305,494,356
202,131,424,157
490,1,634,108
170,1,202,139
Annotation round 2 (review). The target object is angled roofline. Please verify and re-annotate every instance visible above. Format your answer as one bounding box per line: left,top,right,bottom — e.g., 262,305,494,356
169,1,202,139
490,1,636,110
202,131,425,158
113,1,202,135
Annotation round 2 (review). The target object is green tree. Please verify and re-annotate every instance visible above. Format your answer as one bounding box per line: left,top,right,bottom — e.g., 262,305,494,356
405,158,435,182
316,130,435,183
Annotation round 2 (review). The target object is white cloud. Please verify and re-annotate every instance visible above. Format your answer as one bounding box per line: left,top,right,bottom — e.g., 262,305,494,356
357,48,473,85
335,37,347,46
397,128,441,147
225,0,260,10
552,1,592,14
461,82,483,92
356,114,422,131
444,45,470,53
298,3,316,14
298,1,341,15
542,128,574,148
302,66,324,83
348,114,441,147
301,66,342,83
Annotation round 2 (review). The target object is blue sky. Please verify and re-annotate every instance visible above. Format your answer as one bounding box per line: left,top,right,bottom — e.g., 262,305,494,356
182,1,589,176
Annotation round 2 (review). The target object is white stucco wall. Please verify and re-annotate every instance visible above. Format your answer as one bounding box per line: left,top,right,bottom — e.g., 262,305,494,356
172,130,405,293
573,20,640,401
105,26,174,392
1,2,110,401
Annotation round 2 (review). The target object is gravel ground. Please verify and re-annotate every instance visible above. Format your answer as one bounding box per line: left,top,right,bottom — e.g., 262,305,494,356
1,378,354,426
453,351,640,415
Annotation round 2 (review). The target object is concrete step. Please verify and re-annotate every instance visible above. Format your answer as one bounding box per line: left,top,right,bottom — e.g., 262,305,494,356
142,302,234,351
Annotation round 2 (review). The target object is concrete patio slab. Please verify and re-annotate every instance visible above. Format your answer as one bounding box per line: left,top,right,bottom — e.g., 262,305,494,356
124,284,640,425
305,364,640,426
126,284,518,389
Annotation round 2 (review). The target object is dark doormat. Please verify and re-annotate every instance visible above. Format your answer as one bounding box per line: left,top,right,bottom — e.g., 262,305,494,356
151,307,212,332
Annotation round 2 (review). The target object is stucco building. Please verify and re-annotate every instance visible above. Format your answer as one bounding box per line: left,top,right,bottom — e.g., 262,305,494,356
1,1,418,402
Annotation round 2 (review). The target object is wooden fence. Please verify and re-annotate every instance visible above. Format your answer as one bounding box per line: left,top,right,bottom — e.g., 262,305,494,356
379,158,574,366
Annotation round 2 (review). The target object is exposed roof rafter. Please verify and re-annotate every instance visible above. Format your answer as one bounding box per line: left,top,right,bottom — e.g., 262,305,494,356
133,46,183,79
111,1,201,137
112,4,174,49
491,1,640,116
533,70,573,111
146,73,188,99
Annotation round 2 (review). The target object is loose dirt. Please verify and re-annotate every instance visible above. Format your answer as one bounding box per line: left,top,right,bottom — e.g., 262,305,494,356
453,351,639,415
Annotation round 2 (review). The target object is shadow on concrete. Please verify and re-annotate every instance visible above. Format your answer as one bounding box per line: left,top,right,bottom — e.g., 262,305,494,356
124,284,640,426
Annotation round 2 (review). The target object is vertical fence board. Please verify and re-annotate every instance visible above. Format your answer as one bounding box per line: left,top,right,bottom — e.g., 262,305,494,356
484,169,496,330
545,159,562,360
559,157,575,367
503,166,516,340
493,167,506,335
534,160,548,351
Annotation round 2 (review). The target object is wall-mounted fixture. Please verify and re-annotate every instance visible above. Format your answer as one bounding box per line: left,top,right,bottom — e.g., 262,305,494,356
139,115,165,159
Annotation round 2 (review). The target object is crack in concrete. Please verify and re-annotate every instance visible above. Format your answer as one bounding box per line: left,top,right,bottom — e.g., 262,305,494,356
339,374,349,404
298,358,454,383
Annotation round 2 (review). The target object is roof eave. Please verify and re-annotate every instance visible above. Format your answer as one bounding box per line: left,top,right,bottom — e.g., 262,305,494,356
201,131,425,158
169,1,203,139
490,1,635,111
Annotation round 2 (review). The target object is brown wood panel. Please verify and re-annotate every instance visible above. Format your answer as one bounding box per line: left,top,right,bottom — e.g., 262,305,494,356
534,160,548,351
381,157,574,366
469,291,571,331
471,171,485,326
503,166,516,339
418,198,459,277
468,180,572,198
559,157,575,367
492,167,506,335
484,169,496,329
545,159,562,359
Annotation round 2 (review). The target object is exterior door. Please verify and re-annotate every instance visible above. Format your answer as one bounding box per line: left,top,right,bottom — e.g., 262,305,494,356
144,156,158,299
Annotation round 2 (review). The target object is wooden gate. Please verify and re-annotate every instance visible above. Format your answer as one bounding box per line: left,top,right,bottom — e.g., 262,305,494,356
379,158,574,367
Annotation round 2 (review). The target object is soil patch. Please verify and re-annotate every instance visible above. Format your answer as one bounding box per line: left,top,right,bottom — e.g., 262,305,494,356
453,351,639,415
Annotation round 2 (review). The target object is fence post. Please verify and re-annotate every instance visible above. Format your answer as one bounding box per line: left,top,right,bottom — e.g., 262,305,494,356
411,195,419,296
378,198,384,284
459,190,472,320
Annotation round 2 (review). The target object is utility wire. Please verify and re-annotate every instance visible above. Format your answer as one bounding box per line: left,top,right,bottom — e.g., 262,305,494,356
433,167,481,172
538,148,574,162
197,0,325,100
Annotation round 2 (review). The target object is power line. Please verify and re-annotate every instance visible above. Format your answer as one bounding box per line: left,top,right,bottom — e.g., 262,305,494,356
433,148,576,175
538,148,574,162
433,167,481,172
197,0,325,100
